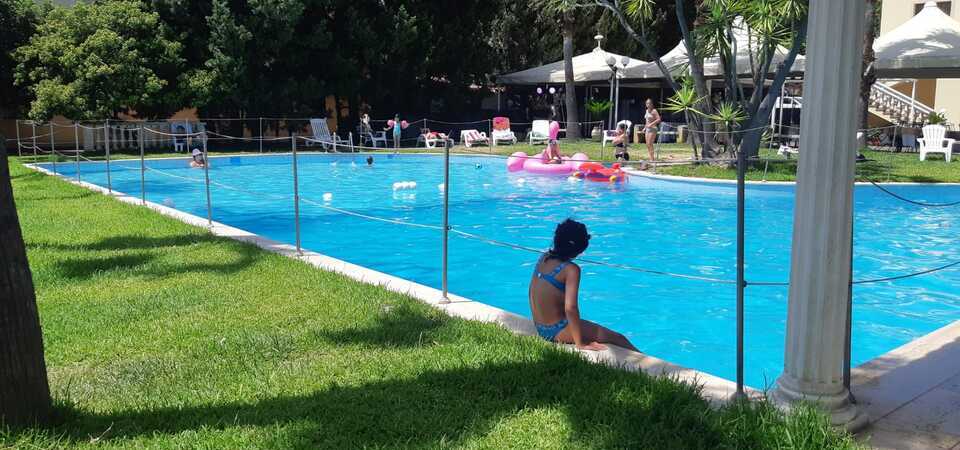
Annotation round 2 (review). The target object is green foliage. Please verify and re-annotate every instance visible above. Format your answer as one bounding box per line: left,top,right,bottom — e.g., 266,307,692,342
586,99,613,116
927,111,949,125
708,101,747,129
13,0,183,120
0,0,38,117
663,81,705,116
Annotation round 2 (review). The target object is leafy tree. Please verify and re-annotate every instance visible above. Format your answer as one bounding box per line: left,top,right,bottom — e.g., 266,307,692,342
547,0,807,160
0,139,51,427
13,0,184,120
859,0,879,129
0,0,37,118
538,0,585,138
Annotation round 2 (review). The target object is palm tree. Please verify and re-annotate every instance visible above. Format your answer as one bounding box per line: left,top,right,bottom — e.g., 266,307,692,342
539,0,582,139
860,0,879,130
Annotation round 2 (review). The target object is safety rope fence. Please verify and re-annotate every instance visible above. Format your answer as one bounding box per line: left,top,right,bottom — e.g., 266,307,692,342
20,121,960,400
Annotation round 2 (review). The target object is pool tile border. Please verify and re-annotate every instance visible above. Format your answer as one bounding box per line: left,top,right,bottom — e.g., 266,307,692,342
624,167,960,186
26,163,753,406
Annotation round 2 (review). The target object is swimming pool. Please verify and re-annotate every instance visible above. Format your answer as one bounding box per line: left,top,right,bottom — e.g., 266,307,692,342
37,154,960,388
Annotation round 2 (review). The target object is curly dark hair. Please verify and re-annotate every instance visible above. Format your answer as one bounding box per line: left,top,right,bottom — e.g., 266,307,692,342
547,219,590,261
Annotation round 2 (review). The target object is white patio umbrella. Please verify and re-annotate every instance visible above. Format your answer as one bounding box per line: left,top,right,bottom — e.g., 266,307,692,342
496,41,647,85
873,1,960,78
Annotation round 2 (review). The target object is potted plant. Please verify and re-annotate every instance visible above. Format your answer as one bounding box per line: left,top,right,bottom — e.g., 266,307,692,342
585,99,613,140
927,110,949,126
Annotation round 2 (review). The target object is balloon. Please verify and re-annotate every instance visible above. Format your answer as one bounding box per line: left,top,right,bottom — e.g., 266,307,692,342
387,120,396,127
401,120,409,129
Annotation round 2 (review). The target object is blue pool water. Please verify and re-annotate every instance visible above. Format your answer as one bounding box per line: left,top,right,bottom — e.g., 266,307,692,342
38,154,960,388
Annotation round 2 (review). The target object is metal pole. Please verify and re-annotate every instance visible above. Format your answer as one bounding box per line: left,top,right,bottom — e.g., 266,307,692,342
843,200,855,402
614,74,621,125
734,139,747,401
139,124,146,205
440,139,451,304
910,80,917,126
74,123,81,182
778,84,786,141
292,135,302,254
202,133,213,227
608,75,615,130
105,119,112,194
488,119,493,154
31,121,37,164
15,119,22,157
259,117,264,153
348,132,354,152
50,122,57,174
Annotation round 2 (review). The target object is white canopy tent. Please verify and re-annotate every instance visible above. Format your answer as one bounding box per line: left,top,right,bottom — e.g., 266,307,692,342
622,18,804,80
872,1,960,78
496,41,647,85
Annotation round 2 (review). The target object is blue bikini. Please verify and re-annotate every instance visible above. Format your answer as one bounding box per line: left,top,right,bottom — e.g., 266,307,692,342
533,261,570,342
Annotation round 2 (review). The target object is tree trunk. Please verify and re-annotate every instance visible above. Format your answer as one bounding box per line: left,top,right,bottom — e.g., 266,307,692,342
562,13,580,140
676,1,718,159
740,20,809,159
860,0,878,130
0,143,52,427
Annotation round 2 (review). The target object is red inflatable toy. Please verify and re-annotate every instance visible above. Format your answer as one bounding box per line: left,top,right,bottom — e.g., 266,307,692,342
573,162,628,183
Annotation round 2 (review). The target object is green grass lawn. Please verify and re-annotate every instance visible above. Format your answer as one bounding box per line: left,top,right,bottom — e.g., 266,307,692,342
657,149,960,183
0,159,863,449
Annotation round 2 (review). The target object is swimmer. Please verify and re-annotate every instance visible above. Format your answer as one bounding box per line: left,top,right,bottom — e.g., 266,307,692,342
189,148,207,168
366,156,374,166
528,219,639,352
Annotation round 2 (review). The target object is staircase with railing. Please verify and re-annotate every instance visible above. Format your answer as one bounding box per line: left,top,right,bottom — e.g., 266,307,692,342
868,82,935,125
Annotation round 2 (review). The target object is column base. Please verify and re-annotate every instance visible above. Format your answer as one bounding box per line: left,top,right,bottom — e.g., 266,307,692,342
771,374,869,432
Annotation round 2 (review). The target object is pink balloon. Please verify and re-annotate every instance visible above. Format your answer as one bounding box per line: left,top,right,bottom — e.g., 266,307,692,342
387,120,396,128
401,120,409,129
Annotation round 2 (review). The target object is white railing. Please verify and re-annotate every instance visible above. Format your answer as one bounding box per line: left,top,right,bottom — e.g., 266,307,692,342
869,82,935,125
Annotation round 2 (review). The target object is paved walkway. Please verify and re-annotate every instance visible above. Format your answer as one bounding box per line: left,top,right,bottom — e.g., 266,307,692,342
854,321,960,449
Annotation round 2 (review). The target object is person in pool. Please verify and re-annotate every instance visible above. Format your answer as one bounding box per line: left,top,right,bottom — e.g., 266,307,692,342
189,148,207,168
528,219,639,351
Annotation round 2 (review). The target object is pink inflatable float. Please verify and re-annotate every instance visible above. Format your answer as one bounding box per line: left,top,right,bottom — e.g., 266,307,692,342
506,150,588,174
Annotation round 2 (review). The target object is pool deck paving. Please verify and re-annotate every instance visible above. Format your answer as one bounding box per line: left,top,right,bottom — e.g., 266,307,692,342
27,163,960,449
853,320,960,449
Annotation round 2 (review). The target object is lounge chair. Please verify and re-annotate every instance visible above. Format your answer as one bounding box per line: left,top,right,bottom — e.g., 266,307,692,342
418,129,452,148
529,120,550,145
460,129,489,147
918,124,954,162
309,118,346,150
602,120,633,147
491,117,517,145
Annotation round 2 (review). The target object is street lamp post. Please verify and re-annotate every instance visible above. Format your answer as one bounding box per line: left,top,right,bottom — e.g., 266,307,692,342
606,57,617,129
607,56,631,128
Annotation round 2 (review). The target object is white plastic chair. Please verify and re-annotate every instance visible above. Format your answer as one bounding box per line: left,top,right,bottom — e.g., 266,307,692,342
361,131,387,148
602,120,632,147
309,118,345,150
460,129,489,147
528,120,550,145
918,125,954,162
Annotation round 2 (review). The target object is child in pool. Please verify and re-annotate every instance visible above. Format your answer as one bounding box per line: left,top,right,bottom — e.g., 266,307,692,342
528,219,639,351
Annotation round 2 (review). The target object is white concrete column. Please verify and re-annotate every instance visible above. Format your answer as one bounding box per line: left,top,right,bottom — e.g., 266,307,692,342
771,0,868,431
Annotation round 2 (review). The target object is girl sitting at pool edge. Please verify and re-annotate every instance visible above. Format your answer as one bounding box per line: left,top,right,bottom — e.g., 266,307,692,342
528,219,639,352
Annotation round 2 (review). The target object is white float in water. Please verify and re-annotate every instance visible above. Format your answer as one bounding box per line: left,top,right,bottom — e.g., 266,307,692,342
322,193,333,202
437,184,445,191
392,181,417,191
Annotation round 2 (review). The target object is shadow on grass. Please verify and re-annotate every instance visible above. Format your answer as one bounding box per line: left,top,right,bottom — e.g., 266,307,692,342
50,357,732,449
50,235,262,280
314,302,448,348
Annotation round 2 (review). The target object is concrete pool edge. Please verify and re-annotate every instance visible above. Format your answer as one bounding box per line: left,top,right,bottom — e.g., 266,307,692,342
624,167,960,186
851,320,960,448
26,163,754,407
